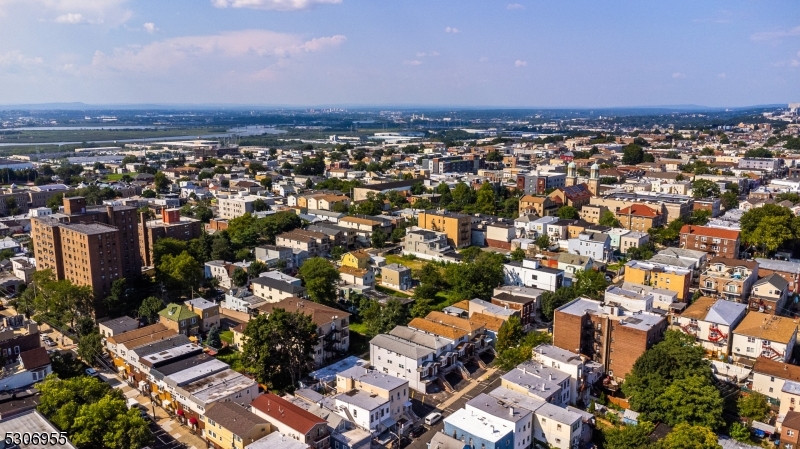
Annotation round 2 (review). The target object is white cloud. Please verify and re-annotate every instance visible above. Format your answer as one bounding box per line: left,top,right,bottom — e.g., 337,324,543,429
143,22,156,34
403,60,422,66
507,3,524,10
54,13,85,24
415,51,439,58
89,30,346,73
717,72,727,78
0,50,43,66
445,27,459,34
211,0,341,11
514,59,527,67
751,26,800,42
672,72,685,79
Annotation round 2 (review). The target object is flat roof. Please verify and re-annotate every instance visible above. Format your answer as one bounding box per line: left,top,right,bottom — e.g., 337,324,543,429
183,370,256,404
444,408,513,442
533,344,583,366
0,410,76,448
166,359,229,386
335,389,387,411
338,366,407,390
466,393,531,423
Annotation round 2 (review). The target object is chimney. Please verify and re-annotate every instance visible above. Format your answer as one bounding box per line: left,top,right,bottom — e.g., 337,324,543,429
509,406,515,416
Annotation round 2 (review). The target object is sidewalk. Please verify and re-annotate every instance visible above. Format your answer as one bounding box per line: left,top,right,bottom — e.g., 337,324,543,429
103,373,206,449
437,367,499,411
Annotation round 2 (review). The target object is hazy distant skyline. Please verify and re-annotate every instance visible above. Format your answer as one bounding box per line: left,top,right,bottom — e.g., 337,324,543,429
0,0,798,107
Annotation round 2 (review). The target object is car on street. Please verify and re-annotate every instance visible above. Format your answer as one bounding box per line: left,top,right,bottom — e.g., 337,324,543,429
423,412,442,426
410,426,426,438
85,368,99,377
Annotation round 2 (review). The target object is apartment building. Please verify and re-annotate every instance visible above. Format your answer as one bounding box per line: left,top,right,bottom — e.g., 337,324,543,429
756,258,800,293
251,394,331,449
402,228,459,262
553,297,667,380
548,184,593,209
250,276,307,303
491,286,541,329
624,260,691,301
254,245,295,270
680,225,741,259
276,229,330,256
217,194,259,219
256,298,349,366
751,274,791,315
503,258,564,292
672,296,747,357
518,195,559,217
443,407,514,449
338,266,375,287
589,192,694,223
616,204,665,232
31,196,141,313
578,204,608,225
183,297,220,334
698,257,759,303
732,312,797,363
339,215,392,244
336,366,411,426
516,171,566,195
739,157,782,173
532,344,604,407
423,155,482,174
138,208,202,267
751,357,800,403
417,210,472,248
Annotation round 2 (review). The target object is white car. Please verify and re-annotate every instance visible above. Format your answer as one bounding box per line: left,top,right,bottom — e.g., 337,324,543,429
424,412,443,426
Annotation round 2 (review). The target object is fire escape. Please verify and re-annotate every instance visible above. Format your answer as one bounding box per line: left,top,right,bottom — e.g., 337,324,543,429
707,325,728,344
761,341,785,360
681,322,700,337
322,324,348,362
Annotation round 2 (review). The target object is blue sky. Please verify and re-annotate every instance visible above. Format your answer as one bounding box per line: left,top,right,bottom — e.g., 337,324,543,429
0,0,798,107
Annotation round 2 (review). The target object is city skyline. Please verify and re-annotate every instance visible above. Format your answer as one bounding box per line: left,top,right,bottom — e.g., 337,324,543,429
0,0,798,107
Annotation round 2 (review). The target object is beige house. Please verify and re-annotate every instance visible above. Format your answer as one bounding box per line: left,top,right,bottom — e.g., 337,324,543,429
672,296,747,357
731,312,797,363
202,401,271,449
338,266,375,287
578,204,608,224
752,357,800,403
381,263,412,291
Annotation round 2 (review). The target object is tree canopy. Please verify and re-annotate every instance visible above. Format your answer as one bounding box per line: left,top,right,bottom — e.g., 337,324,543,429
298,257,341,305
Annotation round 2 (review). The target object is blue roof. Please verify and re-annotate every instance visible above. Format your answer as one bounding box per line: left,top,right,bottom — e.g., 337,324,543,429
705,300,747,326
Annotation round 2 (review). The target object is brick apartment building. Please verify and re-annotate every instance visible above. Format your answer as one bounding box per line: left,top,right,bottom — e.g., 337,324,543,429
138,208,202,267
680,225,740,259
31,196,141,315
553,297,667,381
616,204,665,232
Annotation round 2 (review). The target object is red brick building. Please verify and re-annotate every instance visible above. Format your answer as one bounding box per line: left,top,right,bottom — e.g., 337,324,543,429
680,225,740,259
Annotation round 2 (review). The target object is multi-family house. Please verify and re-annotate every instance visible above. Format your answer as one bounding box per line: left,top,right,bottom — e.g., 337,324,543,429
381,264,413,291
254,245,295,270
335,366,412,428
755,258,800,293
698,257,759,303
338,266,375,287
250,276,307,302
781,412,800,449
567,231,612,262
159,304,200,336
672,296,747,357
340,250,371,269
201,401,271,449
222,288,266,314
339,215,392,246
251,394,331,449
184,297,220,334
752,357,800,403
276,230,329,256
751,274,791,315
503,259,564,292
624,260,692,301
731,312,797,363
491,286,541,329
619,282,677,310
501,362,573,407
443,407,515,449
680,225,741,259
402,228,460,262
518,195,559,217
656,247,708,278
532,344,604,407
615,204,665,232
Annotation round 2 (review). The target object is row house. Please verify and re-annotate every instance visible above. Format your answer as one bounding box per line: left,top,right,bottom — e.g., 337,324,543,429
491,286,542,329
532,344,604,408
698,257,759,303
731,311,797,363
338,215,392,245
251,394,331,449
672,296,747,358
335,366,413,432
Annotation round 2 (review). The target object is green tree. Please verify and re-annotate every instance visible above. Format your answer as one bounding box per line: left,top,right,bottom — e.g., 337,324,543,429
153,171,170,192
660,423,721,449
157,251,202,295
436,182,453,207
444,251,506,300
574,268,609,299
141,189,156,198
622,143,645,165
71,395,152,449
371,228,387,249
331,245,347,260
361,297,407,337
298,257,341,304
558,206,578,219
252,198,269,212
599,210,621,227
721,191,739,210
475,182,497,214
138,296,164,324
692,179,721,198
231,267,248,287
152,237,188,266
211,235,234,261
206,325,222,349
729,422,750,442
450,182,476,211
46,193,64,212
409,298,431,318
390,227,406,243
603,421,655,449
738,392,770,423
495,331,551,371
690,209,712,226
657,375,724,429
242,309,317,389
510,248,526,262
496,316,524,352
77,332,103,366
744,148,773,158
247,260,267,278
535,235,551,250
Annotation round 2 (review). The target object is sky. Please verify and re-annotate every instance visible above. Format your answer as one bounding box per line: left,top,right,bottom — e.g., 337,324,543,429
0,0,798,108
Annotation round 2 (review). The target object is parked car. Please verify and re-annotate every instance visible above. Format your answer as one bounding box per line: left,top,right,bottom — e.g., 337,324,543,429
424,412,442,426
85,368,99,377
410,426,426,438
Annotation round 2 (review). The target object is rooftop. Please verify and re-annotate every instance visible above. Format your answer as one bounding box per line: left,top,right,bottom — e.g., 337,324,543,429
335,389,387,411
247,432,309,449
408,317,468,340
733,312,797,343
183,369,256,404
533,344,584,366
444,407,513,443
204,401,268,437
680,297,746,326
158,304,199,323
469,312,505,332
370,333,434,360
250,393,326,434
466,392,531,423
164,359,229,386
256,297,350,326
338,366,407,390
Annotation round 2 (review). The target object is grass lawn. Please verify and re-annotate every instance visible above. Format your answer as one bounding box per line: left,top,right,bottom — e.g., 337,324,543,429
348,321,368,335
431,291,457,311
104,173,124,181
384,254,427,272
375,285,411,298
215,347,246,373
220,330,233,344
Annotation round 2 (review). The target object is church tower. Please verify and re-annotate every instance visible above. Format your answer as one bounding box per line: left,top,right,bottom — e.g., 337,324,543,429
588,162,600,196
566,161,578,187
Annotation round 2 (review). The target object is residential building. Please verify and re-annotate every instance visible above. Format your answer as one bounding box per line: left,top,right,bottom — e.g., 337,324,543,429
567,231,612,262
381,263,412,291
657,247,708,277
755,258,800,293
504,258,564,292
464,392,533,449
338,266,375,287
276,230,330,256
549,184,593,209
417,210,472,248
256,298,349,366
680,225,741,259
307,222,355,247
0,410,76,449
204,260,249,290
619,232,649,253
672,296,747,357
251,276,307,302
553,297,667,380
752,357,800,402
578,204,608,225
518,195,558,217
739,157,782,173
184,297,220,334
624,260,691,301
491,286,541,329
98,316,140,339
423,155,482,174
217,193,258,219
31,196,141,315
250,394,331,449
780,411,800,449
532,344,604,407
732,312,797,362
751,274,791,315
501,362,572,406
698,257,759,303
138,208,202,267
247,432,311,449
202,401,271,449
619,282,677,310
516,171,566,195
402,228,459,262
341,250,371,269
368,334,436,394
589,191,694,223
335,366,412,427
556,253,593,275
443,407,514,449
0,347,52,391
603,285,653,313
159,304,200,336
223,288,266,314
254,245,295,270
338,215,391,244
616,204,665,232
780,381,800,422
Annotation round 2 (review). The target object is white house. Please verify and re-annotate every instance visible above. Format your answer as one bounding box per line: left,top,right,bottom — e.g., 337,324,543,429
222,288,266,314
368,334,436,394
567,231,612,262
673,296,747,357
503,259,564,292
333,390,392,432
532,344,604,407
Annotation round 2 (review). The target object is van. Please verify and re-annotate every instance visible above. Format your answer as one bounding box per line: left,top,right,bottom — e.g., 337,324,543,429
424,412,442,426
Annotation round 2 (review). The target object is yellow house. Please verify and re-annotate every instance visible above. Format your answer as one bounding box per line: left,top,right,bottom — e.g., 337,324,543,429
341,249,371,269
418,210,472,248
202,401,272,449
624,260,692,301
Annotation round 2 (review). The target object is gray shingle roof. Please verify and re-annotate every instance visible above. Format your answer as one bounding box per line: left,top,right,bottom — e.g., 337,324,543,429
370,334,434,360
